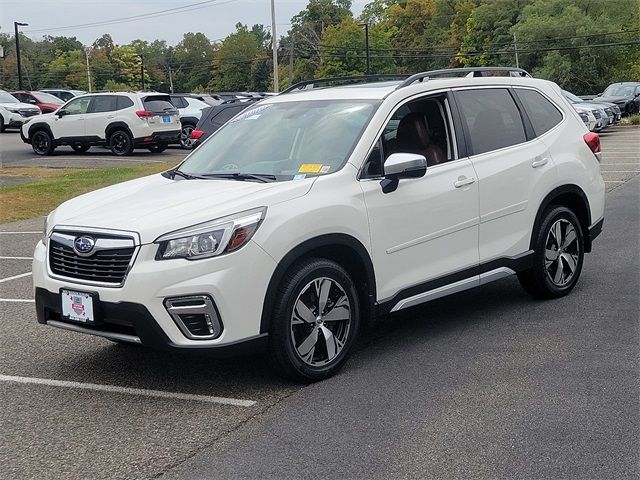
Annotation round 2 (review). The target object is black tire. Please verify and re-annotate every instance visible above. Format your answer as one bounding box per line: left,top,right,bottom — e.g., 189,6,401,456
148,142,168,153
518,206,585,299
179,123,195,149
71,143,90,153
627,102,639,116
108,129,134,156
0,115,5,133
269,258,360,383
31,130,55,156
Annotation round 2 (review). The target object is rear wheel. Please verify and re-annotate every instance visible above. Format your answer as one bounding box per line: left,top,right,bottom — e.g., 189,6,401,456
0,115,5,133
179,124,195,149
148,143,168,153
71,143,90,153
627,102,639,116
518,206,584,299
31,130,55,156
109,129,134,156
269,258,360,382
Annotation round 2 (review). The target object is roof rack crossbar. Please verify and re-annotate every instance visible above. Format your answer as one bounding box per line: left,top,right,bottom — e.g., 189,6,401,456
281,74,411,94
397,67,531,89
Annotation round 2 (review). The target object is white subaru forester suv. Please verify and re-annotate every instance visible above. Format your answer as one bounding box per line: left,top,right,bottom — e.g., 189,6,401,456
33,68,605,382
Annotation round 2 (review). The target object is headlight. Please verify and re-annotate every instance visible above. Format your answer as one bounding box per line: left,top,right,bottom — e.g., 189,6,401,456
6,107,21,113
155,207,266,260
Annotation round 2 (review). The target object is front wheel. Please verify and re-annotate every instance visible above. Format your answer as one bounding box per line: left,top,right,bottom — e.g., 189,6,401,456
31,130,55,156
518,206,585,299
179,124,195,149
269,258,360,383
109,129,134,156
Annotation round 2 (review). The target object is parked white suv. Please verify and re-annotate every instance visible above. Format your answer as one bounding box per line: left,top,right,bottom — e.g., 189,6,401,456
0,89,41,132
169,94,210,149
33,68,605,382
21,92,180,156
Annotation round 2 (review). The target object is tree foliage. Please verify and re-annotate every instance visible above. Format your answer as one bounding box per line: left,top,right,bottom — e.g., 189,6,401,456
0,0,637,95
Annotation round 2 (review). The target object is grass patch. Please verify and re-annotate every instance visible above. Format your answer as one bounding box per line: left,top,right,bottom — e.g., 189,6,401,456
0,162,175,223
621,114,640,126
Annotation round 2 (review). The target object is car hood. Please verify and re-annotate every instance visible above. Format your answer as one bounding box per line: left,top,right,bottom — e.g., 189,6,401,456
595,96,628,104
575,102,607,112
0,101,40,110
49,173,314,244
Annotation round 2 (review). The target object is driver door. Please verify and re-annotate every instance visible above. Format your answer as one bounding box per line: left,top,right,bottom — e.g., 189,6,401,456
359,92,480,306
51,96,91,139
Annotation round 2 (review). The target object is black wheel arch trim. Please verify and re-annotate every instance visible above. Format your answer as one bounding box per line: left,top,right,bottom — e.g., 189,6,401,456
27,122,54,141
105,121,133,140
180,117,199,127
259,233,376,334
531,184,593,252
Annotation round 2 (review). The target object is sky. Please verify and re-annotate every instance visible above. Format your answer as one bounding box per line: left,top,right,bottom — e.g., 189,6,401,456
0,0,367,45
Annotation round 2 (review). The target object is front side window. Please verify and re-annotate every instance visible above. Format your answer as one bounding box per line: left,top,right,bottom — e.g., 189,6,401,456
455,88,526,155
179,100,378,180
362,94,455,178
90,95,116,113
516,89,563,136
64,96,91,115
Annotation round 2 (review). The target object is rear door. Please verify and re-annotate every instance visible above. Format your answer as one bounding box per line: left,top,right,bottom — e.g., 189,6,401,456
86,95,117,139
452,87,559,264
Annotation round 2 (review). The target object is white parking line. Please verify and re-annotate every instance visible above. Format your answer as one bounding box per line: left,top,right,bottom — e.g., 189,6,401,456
0,374,256,407
0,256,32,260
0,272,32,283
0,231,41,234
0,299,34,303
605,180,626,183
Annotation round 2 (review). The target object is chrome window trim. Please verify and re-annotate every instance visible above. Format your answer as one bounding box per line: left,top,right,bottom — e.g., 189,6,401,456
47,226,140,288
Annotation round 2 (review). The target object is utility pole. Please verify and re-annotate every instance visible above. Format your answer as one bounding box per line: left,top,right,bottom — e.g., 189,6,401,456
270,0,279,92
14,22,28,90
288,38,294,88
84,47,92,92
360,23,370,75
514,32,519,69
168,65,174,94
139,55,145,90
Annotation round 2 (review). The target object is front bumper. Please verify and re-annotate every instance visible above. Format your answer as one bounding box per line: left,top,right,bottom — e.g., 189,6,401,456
3,110,37,128
33,238,277,350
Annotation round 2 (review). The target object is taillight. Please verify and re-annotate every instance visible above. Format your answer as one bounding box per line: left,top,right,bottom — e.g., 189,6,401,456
191,129,205,139
136,110,154,118
583,132,601,154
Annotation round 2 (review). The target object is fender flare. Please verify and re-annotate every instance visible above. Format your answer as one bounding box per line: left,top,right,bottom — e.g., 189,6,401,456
105,121,133,141
259,233,377,334
179,116,199,127
27,122,54,140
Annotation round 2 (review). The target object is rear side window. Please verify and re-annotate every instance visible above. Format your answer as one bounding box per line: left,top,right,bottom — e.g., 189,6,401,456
90,95,116,113
170,96,188,108
143,96,176,114
516,89,563,136
116,96,134,110
455,88,527,155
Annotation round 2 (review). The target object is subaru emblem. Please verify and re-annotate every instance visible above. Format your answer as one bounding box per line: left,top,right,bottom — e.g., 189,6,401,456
74,236,95,256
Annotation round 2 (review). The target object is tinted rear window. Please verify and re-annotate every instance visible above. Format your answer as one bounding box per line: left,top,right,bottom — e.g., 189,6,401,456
143,96,176,113
516,89,563,136
455,88,527,155
116,96,134,110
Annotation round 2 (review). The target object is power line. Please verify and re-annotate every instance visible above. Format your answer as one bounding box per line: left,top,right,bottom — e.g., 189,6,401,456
24,0,237,34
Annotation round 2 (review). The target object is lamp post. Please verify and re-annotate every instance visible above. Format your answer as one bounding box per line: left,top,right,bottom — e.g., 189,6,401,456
270,0,279,92
14,22,28,90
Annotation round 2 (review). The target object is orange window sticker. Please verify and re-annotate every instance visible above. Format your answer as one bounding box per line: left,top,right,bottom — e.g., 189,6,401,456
298,164,323,173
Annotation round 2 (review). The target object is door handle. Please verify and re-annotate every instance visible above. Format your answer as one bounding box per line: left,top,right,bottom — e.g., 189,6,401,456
531,157,549,168
454,176,476,188
106,115,116,119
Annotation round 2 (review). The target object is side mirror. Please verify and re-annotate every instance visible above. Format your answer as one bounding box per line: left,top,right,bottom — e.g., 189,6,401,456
56,109,68,117
380,153,427,194
596,93,602,97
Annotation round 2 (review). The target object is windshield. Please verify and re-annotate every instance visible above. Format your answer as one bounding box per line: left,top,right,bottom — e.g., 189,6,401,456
602,85,636,97
32,92,64,104
562,90,583,103
179,100,378,180
0,91,19,103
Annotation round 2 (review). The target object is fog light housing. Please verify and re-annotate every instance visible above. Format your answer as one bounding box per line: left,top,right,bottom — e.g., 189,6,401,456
164,295,222,340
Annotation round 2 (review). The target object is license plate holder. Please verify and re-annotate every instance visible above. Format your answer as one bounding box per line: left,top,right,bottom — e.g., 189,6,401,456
60,289,99,324
162,115,171,123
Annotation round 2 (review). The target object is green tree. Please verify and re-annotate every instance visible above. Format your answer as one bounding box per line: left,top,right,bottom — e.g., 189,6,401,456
173,32,215,92
210,24,265,91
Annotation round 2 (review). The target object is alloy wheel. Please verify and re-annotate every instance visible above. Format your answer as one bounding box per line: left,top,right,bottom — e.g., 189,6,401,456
33,132,50,154
544,219,581,287
111,132,130,154
290,277,351,367
180,125,194,149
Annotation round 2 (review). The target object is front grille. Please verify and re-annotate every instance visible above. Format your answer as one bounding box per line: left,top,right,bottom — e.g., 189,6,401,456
49,238,135,285
18,109,39,117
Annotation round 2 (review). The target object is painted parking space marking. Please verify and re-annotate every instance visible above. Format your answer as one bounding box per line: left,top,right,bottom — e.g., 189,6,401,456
0,256,32,260
0,272,32,283
0,231,41,234
0,299,34,303
0,374,257,407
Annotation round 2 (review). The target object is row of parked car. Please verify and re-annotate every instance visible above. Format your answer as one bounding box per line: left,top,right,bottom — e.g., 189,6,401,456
0,88,270,155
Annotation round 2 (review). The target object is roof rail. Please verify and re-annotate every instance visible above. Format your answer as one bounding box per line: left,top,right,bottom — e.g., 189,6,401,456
281,74,411,94
397,67,531,89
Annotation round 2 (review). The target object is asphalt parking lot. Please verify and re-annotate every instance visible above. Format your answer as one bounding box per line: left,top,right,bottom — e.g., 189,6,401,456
0,126,638,479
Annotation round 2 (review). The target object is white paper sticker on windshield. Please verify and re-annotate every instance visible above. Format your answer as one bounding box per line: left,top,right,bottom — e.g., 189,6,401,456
230,104,271,123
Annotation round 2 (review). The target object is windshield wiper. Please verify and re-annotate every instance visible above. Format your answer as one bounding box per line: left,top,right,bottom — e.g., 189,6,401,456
199,173,278,183
165,169,203,180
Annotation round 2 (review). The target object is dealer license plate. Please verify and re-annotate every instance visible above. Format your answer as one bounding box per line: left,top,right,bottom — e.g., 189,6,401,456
61,289,95,323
